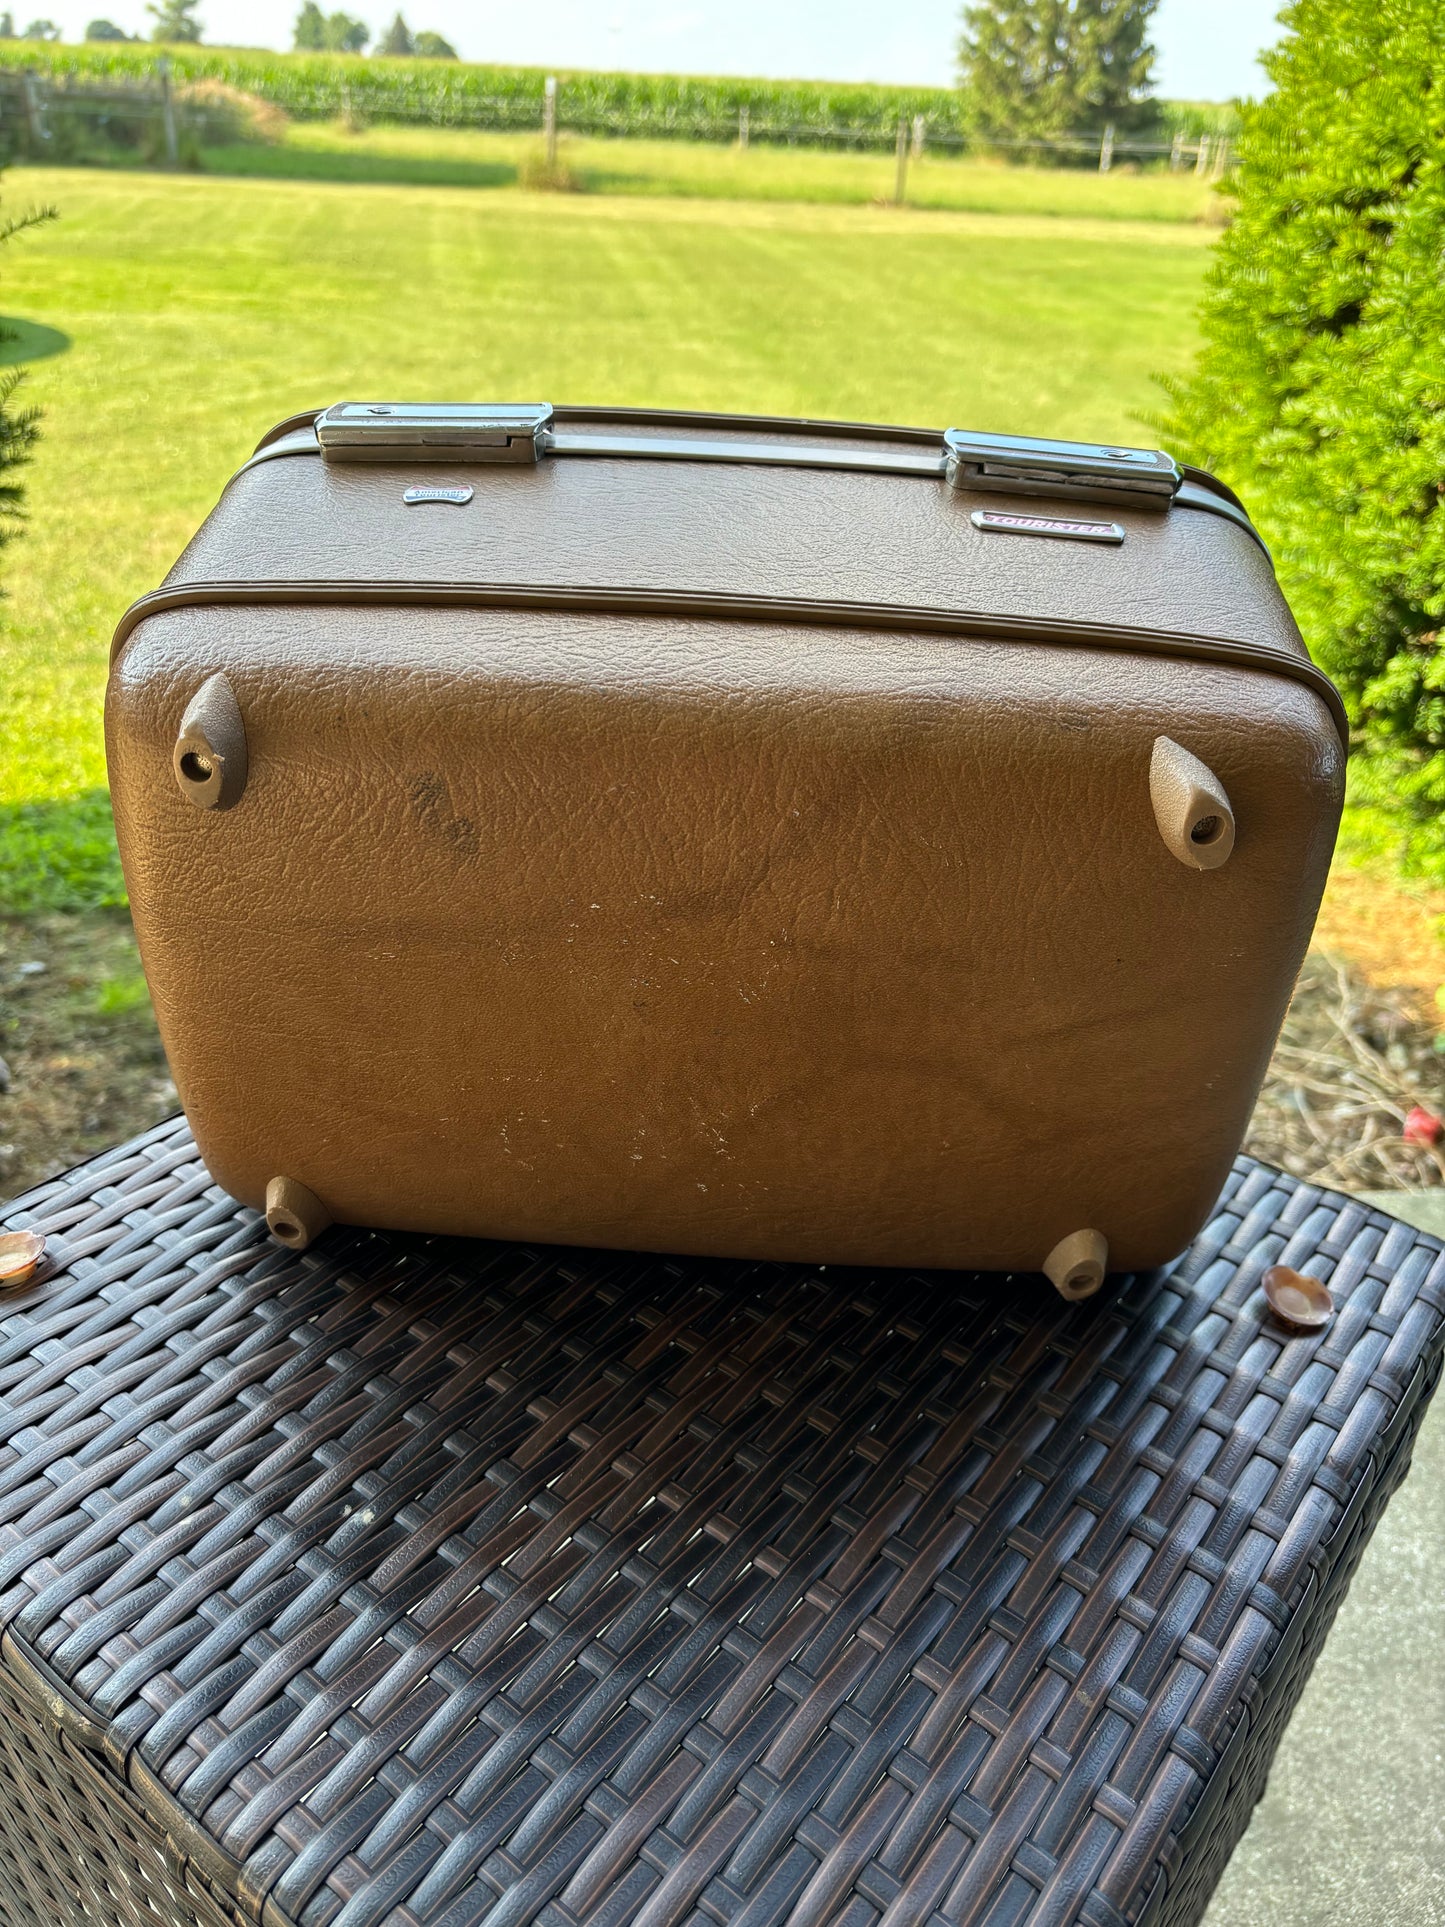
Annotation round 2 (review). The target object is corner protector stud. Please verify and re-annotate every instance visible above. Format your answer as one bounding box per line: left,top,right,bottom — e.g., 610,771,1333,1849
1150,735,1235,870
174,671,248,811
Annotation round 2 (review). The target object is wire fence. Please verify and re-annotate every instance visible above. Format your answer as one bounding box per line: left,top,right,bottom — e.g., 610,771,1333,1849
0,65,1237,176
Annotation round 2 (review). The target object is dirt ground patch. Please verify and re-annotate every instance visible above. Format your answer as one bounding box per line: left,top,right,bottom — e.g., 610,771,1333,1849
4,898,1445,1211
0,912,175,1198
1312,861,1445,1007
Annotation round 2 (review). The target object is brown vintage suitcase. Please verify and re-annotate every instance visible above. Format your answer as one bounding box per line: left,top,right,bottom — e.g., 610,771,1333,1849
106,405,1345,1291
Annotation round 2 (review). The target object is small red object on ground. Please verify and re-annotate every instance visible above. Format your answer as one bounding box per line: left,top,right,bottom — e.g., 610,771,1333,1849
1403,1105,1443,1147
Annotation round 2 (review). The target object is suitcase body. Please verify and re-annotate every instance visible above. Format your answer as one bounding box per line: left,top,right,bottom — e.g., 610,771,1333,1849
106,405,1345,1278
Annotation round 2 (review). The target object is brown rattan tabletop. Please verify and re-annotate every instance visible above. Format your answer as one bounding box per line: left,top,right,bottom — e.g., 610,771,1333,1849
0,1117,1439,1927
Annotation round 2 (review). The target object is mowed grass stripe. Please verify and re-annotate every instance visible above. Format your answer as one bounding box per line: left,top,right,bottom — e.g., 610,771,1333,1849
202,123,1224,226
0,167,1209,907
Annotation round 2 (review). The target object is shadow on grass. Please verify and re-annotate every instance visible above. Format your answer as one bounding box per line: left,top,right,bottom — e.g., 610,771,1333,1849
0,791,126,915
0,319,71,365
200,142,517,191
571,167,679,197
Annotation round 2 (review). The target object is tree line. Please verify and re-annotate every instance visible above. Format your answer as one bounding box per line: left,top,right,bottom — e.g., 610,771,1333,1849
19,0,457,54
27,0,1168,143
292,5,455,60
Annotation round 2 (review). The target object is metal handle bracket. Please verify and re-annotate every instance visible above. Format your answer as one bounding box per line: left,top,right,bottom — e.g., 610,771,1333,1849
944,428,1182,510
317,403,554,464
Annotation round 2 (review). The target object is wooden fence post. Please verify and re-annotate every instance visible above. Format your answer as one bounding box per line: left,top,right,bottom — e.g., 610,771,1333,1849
893,116,909,204
910,113,925,161
738,103,748,150
1169,129,1185,171
1098,122,1115,173
1194,133,1211,177
158,54,179,166
543,75,557,168
21,71,46,153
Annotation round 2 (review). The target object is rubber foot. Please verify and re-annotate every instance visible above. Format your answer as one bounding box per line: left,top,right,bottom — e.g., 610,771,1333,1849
265,1176,332,1251
1044,1228,1109,1302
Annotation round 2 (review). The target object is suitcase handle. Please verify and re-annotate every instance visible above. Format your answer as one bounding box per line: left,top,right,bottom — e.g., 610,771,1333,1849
313,402,1183,512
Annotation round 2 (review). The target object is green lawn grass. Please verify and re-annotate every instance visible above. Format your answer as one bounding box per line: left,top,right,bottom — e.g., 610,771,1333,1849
200,122,1224,223
0,164,1212,911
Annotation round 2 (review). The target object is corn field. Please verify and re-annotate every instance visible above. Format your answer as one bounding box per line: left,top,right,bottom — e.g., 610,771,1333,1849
0,43,1237,163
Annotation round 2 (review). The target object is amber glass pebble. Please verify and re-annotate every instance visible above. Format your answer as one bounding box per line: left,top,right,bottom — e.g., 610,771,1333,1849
1262,1263,1334,1333
0,1233,46,1291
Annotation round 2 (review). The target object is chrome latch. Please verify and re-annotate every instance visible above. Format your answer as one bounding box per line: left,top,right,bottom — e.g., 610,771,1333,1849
317,402,554,464
944,428,1181,510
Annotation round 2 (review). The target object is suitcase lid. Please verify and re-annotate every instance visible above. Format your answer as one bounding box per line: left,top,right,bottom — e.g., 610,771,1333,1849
113,405,1346,742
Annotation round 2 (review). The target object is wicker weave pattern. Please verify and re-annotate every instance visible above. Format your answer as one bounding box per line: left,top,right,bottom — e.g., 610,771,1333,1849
0,1661,243,1927
0,1118,1440,1927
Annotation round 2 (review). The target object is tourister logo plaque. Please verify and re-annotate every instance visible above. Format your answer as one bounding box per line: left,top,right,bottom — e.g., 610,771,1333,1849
403,486,475,506
970,508,1126,545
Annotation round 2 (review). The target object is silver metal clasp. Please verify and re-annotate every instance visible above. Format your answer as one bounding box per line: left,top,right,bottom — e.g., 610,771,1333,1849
944,428,1181,510
317,402,554,464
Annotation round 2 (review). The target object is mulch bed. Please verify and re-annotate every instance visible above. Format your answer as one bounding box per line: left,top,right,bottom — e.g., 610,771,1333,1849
1245,950,1445,1192
3,916,1443,1208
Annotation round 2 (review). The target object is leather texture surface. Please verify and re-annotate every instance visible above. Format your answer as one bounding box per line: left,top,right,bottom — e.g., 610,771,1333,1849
163,450,1310,670
108,533,1344,1272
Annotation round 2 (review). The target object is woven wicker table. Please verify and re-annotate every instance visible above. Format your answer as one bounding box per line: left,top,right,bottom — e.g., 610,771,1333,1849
0,1118,1439,1927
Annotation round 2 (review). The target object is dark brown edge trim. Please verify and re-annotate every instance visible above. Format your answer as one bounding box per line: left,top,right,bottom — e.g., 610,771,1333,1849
1179,462,1250,517
1173,481,1263,551
252,410,325,452
110,578,1348,744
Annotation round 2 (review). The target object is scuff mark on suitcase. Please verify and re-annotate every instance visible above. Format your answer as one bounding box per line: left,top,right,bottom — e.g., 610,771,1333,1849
408,773,480,860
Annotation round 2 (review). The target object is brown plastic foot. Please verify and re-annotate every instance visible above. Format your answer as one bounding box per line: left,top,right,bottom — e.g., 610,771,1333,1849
265,1176,331,1251
1044,1229,1109,1302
